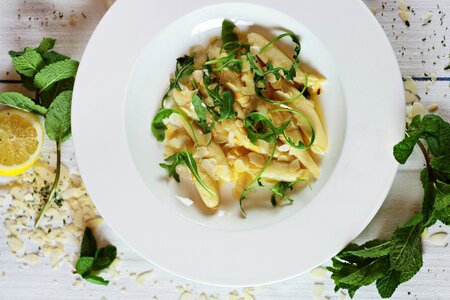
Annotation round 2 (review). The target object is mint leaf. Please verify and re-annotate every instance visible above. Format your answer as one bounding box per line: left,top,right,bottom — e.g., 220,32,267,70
92,245,117,271
75,256,94,275
376,269,402,298
39,77,75,108
44,90,72,142
0,92,47,115
160,152,214,195
433,180,450,211
80,227,97,258
389,214,423,277
421,168,436,223
221,19,239,51
34,59,79,93
331,257,390,287
36,37,56,55
431,154,450,180
42,50,70,65
340,240,391,259
83,274,109,286
11,48,44,77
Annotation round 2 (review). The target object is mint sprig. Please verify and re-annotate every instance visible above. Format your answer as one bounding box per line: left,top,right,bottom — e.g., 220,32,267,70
328,114,450,298
1,38,78,227
75,228,117,286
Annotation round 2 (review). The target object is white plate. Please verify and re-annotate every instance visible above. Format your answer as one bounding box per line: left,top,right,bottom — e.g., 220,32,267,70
72,0,404,286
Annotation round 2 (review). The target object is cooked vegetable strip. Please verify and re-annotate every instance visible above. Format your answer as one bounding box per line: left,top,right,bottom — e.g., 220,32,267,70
151,19,327,213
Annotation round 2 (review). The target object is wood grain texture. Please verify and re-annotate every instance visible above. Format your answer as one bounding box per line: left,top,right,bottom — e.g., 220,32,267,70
1,0,450,299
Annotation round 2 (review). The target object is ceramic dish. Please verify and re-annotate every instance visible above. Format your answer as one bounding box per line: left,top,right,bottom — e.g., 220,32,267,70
72,0,404,286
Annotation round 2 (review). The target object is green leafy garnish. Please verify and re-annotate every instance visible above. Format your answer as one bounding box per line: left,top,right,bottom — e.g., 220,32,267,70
160,152,214,195
34,91,72,227
260,32,301,80
192,94,213,134
33,59,79,93
271,106,315,149
11,48,44,77
221,19,239,51
328,114,450,298
3,39,79,227
75,228,117,286
270,178,306,206
202,72,237,120
162,55,195,104
239,112,290,214
151,108,198,145
0,92,47,115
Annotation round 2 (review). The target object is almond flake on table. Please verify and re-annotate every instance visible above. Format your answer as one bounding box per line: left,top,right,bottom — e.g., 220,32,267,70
423,11,433,25
404,76,419,103
398,0,408,12
428,103,439,112
312,283,324,300
399,10,411,27
428,232,448,246
310,266,327,280
136,270,153,286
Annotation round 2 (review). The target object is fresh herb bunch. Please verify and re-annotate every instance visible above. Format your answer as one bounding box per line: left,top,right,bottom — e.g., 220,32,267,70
0,38,77,226
328,114,450,298
75,227,117,285
152,19,316,213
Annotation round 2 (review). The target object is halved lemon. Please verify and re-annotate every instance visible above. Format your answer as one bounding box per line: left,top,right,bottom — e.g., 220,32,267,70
0,108,44,176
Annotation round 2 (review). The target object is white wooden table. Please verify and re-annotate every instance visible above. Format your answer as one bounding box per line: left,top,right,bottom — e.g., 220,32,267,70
0,0,449,299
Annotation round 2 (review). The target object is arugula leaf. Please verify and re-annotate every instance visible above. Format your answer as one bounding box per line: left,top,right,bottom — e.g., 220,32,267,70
162,55,195,103
92,245,117,271
271,106,315,149
260,32,301,80
151,108,198,144
44,90,72,142
192,94,213,134
75,256,94,275
11,48,44,77
34,59,79,93
160,152,214,195
221,19,239,51
205,51,243,72
240,113,290,214
270,179,304,206
244,112,287,144
376,269,402,298
0,92,47,115
202,72,237,120
80,227,97,257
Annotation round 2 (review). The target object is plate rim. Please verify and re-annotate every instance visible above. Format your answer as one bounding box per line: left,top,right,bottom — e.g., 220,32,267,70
72,0,404,286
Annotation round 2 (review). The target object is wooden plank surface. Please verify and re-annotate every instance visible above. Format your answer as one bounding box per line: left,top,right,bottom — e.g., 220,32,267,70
1,0,450,299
